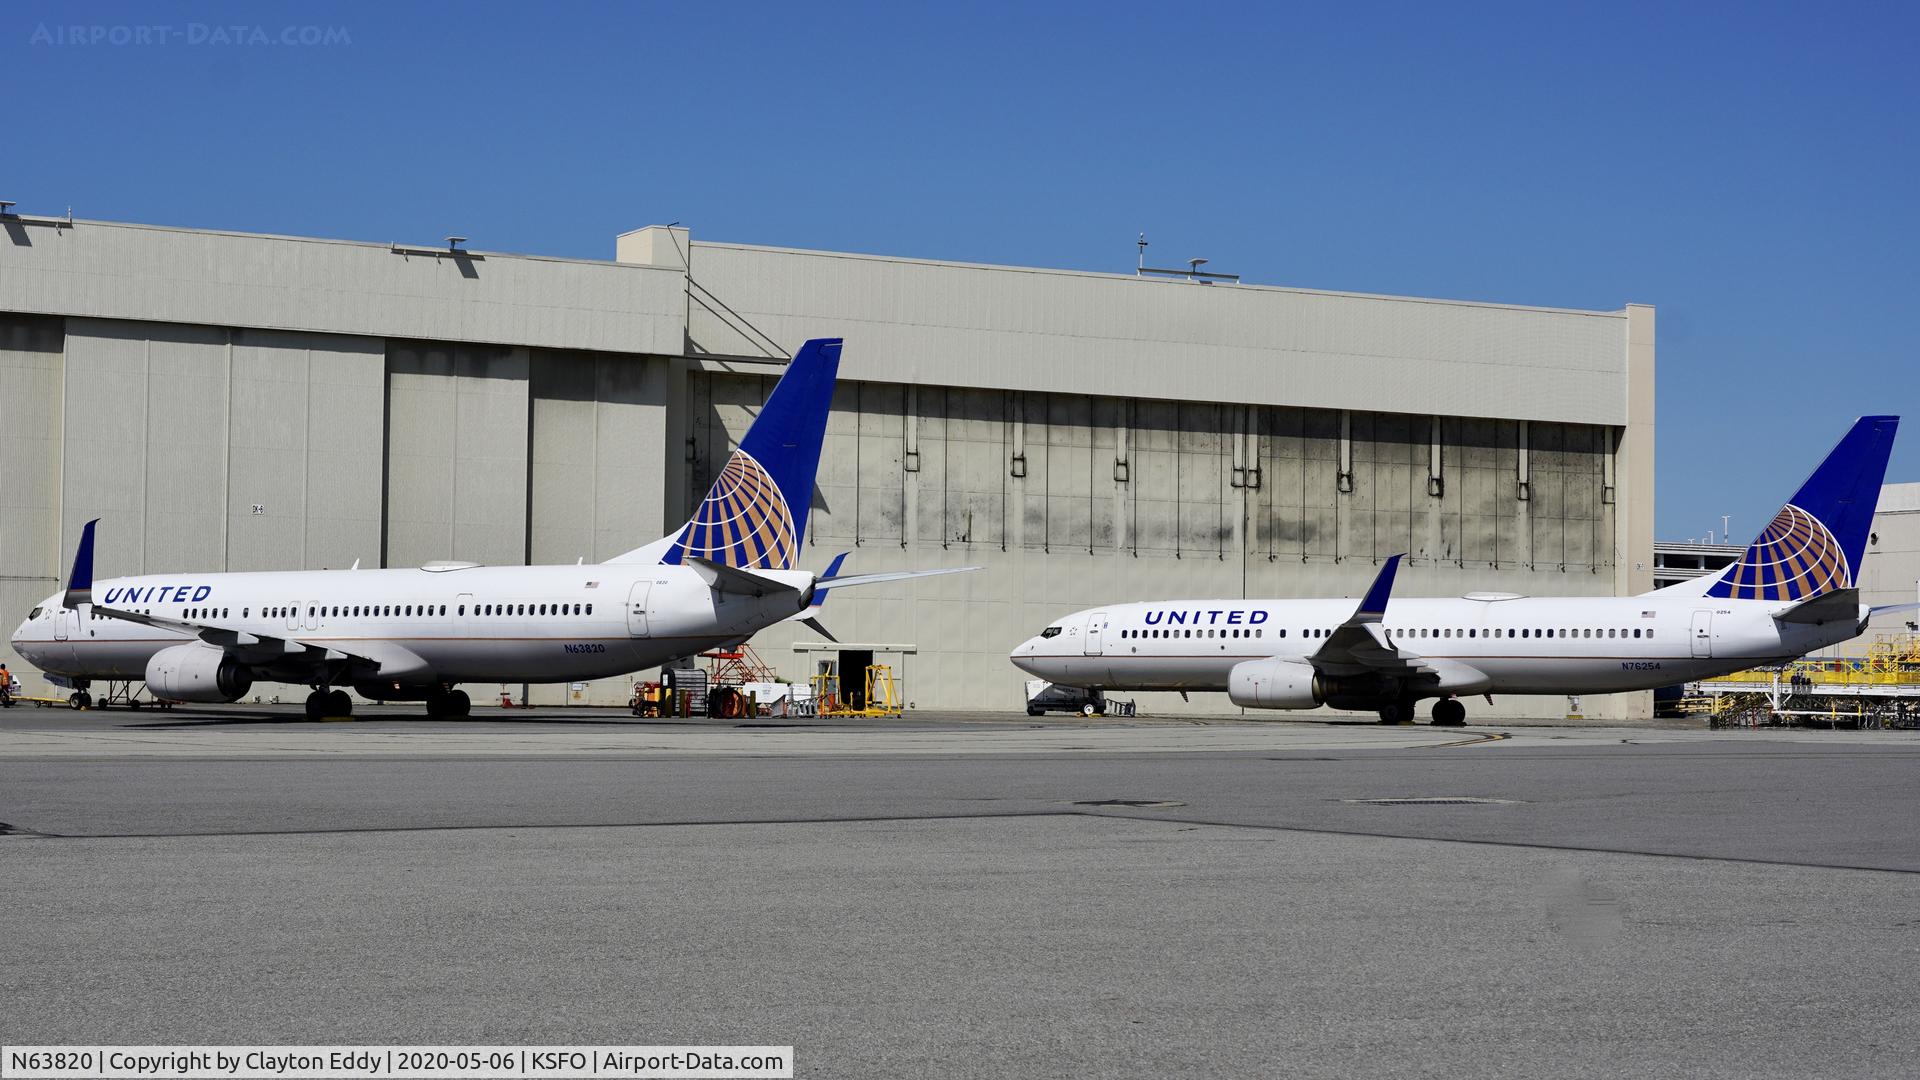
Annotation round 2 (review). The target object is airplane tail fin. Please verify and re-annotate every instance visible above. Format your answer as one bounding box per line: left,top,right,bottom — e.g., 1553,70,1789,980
606,338,842,568
1702,416,1899,602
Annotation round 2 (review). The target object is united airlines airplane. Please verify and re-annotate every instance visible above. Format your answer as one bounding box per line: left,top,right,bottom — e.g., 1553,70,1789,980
1012,416,1903,725
11,338,973,718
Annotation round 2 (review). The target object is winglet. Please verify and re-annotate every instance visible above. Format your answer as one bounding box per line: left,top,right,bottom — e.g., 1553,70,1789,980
1355,554,1403,621
63,518,98,608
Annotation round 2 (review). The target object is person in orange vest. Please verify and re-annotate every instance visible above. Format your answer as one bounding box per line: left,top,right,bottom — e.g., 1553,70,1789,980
0,663,13,707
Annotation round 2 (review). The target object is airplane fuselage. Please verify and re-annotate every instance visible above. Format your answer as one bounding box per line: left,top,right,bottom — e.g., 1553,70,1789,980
1011,593,1864,698
12,562,815,690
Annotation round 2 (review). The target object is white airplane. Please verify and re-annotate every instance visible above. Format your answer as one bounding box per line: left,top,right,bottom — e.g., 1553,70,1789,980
1012,416,1905,725
11,338,974,718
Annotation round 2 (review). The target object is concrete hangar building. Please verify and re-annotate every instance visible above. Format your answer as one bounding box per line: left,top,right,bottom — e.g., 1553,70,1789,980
0,211,1655,717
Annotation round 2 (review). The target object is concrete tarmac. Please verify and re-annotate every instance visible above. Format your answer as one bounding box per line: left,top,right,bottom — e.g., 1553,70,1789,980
3,705,1919,1078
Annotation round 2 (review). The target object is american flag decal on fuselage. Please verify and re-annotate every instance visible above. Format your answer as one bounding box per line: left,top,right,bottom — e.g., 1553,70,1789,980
663,449,799,570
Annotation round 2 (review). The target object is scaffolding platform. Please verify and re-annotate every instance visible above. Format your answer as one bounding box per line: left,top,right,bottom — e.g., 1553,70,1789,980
1687,634,1920,729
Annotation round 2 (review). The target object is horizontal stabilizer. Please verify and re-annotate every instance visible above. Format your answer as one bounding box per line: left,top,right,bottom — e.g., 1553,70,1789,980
816,565,981,590
686,557,800,597
1774,588,1861,625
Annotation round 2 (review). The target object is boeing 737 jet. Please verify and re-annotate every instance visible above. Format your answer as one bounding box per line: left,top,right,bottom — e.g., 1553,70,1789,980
12,338,974,718
1012,416,1902,725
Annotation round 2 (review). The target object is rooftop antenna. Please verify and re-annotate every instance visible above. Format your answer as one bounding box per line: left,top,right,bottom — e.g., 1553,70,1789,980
445,235,467,253
1133,233,1241,285
1722,515,1731,543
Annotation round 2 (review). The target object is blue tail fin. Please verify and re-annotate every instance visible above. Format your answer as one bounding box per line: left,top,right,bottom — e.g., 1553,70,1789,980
1707,416,1898,601
660,338,842,570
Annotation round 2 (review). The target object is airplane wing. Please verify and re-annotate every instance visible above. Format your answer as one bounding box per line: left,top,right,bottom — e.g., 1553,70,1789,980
62,519,425,678
88,604,421,672
815,565,981,589
1306,555,1416,675
1302,555,1490,691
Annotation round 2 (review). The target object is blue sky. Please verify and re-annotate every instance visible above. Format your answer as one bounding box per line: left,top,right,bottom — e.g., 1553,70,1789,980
6,1,1916,544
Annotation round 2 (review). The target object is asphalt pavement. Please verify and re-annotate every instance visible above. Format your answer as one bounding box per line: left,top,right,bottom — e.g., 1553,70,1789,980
3,706,1917,1078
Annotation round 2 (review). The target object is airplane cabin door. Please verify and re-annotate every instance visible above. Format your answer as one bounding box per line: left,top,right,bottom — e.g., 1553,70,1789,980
627,580,652,636
53,608,73,641
1084,610,1107,656
1690,611,1713,658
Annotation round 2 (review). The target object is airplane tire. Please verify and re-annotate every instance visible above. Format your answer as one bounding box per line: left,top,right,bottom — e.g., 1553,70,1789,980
1378,700,1411,724
69,692,84,710
1432,699,1467,727
327,689,353,717
445,689,470,717
1027,707,1043,717
304,692,326,721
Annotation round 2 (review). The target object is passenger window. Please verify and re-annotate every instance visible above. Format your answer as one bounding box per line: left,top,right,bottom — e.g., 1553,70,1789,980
1632,628,1641,638
1256,628,1263,638
1647,630,1654,639
586,603,593,615
439,605,446,616
458,606,466,616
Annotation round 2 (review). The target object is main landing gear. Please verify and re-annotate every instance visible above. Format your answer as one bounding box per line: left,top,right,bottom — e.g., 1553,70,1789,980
1377,698,1416,724
1430,697,1468,727
427,687,471,718
304,688,354,721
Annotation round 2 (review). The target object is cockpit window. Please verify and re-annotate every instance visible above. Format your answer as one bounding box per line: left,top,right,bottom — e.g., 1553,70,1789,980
1039,627,1063,638
28,606,43,620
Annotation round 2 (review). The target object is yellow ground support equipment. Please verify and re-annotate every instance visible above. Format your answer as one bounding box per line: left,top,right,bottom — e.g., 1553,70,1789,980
1691,634,1920,729
811,664,902,718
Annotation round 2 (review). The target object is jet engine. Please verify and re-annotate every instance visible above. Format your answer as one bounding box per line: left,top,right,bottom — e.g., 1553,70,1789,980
145,643,253,703
1227,659,1322,709
1228,659,1399,711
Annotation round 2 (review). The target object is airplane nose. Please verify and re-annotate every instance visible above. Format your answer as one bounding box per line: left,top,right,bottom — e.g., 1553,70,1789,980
1009,639,1042,674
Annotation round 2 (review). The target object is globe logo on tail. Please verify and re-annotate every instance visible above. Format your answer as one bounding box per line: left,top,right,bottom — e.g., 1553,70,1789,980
669,449,798,570
1715,504,1850,601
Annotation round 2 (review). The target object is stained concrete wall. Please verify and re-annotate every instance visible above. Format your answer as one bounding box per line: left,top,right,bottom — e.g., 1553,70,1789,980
683,369,1625,717
0,314,65,680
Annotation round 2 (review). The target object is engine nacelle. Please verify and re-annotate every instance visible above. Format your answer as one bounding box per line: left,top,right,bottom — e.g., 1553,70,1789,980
1228,659,1323,709
1230,660,1403,711
145,644,253,703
